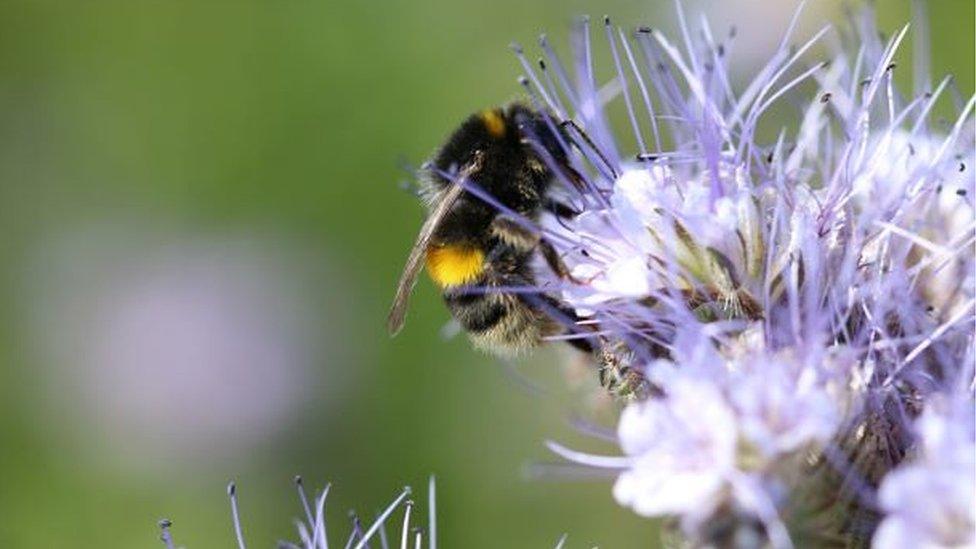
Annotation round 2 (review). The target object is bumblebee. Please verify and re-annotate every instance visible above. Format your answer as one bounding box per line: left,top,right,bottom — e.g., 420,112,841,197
387,103,590,356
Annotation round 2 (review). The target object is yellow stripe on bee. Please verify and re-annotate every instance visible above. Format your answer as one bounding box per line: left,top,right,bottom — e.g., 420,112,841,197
480,109,506,138
425,244,485,287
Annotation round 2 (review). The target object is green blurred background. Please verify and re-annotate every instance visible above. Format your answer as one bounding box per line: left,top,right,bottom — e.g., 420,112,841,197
0,1,970,547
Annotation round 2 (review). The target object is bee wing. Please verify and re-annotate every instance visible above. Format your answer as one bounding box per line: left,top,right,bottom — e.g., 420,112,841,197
386,180,465,335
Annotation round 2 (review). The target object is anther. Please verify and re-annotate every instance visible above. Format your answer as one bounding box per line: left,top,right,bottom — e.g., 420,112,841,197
400,499,415,549
637,26,653,34
820,92,832,103
348,510,363,531
227,481,246,549
294,475,314,527
955,188,967,196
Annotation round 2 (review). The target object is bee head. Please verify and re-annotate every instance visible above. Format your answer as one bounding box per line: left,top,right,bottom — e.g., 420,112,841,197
507,104,569,165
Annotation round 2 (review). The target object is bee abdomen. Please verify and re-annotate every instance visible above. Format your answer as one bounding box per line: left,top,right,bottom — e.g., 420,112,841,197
446,291,507,332
443,289,506,332
443,289,548,355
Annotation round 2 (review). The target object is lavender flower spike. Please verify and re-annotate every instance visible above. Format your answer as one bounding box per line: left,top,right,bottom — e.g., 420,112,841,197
525,4,974,547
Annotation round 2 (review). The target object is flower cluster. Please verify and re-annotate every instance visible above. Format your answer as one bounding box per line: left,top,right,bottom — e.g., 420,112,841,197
520,5,974,548
874,398,975,548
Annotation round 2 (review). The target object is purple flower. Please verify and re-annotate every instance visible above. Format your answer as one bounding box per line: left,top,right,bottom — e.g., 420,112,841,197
874,398,975,548
522,4,974,546
613,370,737,523
159,477,436,549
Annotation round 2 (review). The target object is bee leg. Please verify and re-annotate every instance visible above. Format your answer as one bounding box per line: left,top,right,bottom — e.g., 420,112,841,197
537,236,595,352
559,119,618,178
554,163,589,193
564,336,594,353
545,198,580,219
597,339,656,401
485,208,569,279
487,218,593,353
538,237,581,283
539,294,594,354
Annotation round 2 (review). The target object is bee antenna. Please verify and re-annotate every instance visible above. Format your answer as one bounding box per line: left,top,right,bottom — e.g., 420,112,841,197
559,118,618,178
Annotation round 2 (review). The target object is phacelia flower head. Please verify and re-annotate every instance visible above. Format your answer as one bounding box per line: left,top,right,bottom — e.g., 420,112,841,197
159,476,437,549
520,4,974,547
